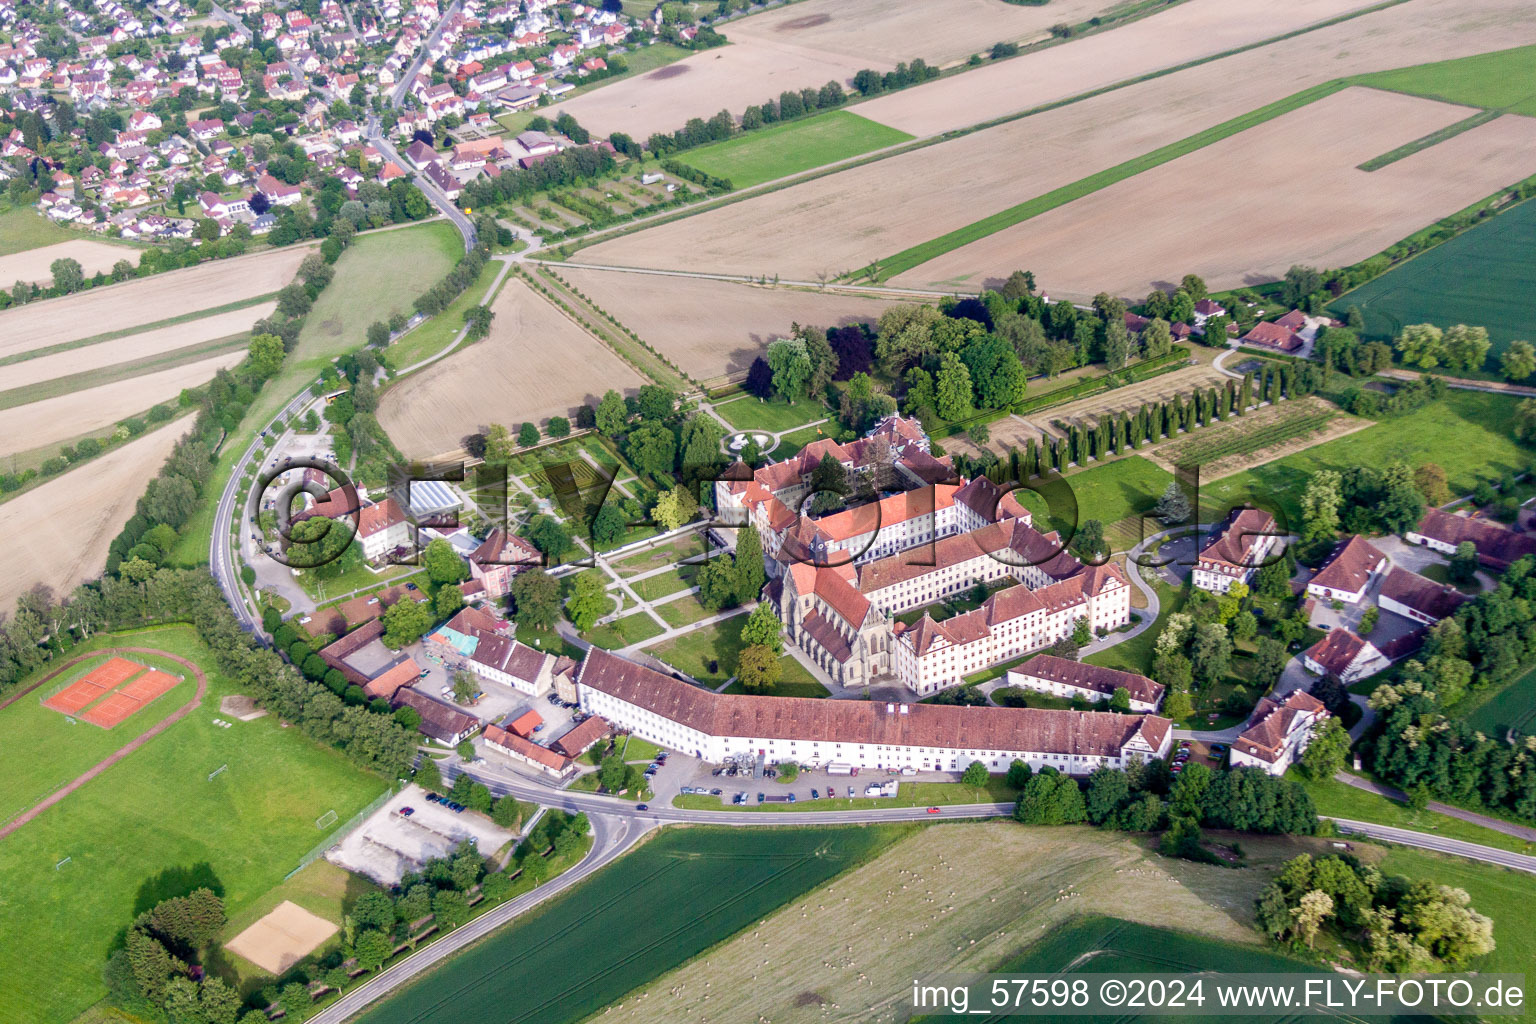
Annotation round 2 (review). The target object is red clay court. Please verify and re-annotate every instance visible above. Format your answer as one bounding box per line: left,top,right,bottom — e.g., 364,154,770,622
118,670,180,705
83,656,144,689
42,679,111,715
41,657,183,728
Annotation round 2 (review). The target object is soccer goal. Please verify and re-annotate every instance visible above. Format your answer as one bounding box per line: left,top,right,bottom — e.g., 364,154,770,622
315,809,338,830
208,764,228,781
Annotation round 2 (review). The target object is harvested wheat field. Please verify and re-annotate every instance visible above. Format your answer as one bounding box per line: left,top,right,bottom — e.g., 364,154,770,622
1027,364,1229,437
0,416,194,615
5,303,271,391
580,0,1536,282
1146,396,1370,481
855,0,1380,135
0,245,308,358
901,89,1536,296
544,0,1113,140
600,821,1266,1024
554,267,913,382
0,239,141,287
0,350,244,457
379,277,647,458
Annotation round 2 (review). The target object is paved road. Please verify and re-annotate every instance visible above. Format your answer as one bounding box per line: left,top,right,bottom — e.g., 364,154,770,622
1330,818,1536,874
304,811,655,1024
1334,770,1536,843
389,0,465,109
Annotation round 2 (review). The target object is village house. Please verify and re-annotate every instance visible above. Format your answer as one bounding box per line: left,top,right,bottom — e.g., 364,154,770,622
1302,627,1388,684
1192,508,1281,594
1407,507,1536,569
1229,690,1328,775
467,527,542,598
1305,534,1386,604
394,687,481,744
1377,566,1470,625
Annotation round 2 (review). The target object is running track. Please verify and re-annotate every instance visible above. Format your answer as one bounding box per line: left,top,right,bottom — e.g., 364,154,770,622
0,648,208,841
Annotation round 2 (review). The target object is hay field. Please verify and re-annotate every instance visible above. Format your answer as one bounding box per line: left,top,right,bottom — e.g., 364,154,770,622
0,239,141,286
544,0,1112,139
1029,364,1229,435
900,89,1536,296
0,246,307,358
577,0,1536,282
0,351,243,457
854,0,1380,136
554,267,912,381
600,821,1266,1024
378,276,647,457
5,303,272,391
0,416,194,615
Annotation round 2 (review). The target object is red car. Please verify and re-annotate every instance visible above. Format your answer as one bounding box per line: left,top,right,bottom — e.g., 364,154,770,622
926,806,941,814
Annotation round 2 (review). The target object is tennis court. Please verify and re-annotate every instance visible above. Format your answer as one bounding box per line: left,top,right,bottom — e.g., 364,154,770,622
42,680,111,716
118,670,180,705
82,692,145,729
82,657,145,689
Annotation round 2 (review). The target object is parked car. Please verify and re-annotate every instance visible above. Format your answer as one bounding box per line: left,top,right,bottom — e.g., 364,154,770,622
1209,743,1228,754
734,792,746,804
1170,763,1184,774
811,789,820,799
757,792,765,803
848,787,855,798
787,793,796,803
405,582,418,591
399,806,414,817
709,788,722,796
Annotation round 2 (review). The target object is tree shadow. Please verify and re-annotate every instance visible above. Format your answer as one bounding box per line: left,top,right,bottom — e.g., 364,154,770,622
133,862,225,916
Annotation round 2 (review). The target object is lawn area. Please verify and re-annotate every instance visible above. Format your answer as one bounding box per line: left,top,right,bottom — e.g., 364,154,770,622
646,611,755,684
296,553,422,602
383,258,503,371
674,778,1018,812
775,422,830,459
168,222,462,568
0,625,388,1024
619,733,665,763
219,858,379,989
1460,661,1536,738
1085,580,1184,678
712,394,832,434
354,825,907,1024
584,610,665,649
1018,454,1171,545
721,674,830,698
0,645,200,825
1203,391,1529,528
1298,774,1536,856
655,593,714,628
1417,559,1482,593
1378,848,1536,982
1354,43,1536,115
679,110,914,189
0,206,83,255
609,532,709,577
626,563,696,601
1328,196,1536,354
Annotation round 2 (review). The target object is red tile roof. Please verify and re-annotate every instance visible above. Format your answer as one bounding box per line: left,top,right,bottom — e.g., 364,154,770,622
552,715,610,757
1012,654,1164,706
1379,566,1469,622
1412,508,1536,569
1304,628,1373,677
1308,535,1385,595
1241,320,1302,351
1199,508,1278,570
1236,690,1325,763
484,723,567,771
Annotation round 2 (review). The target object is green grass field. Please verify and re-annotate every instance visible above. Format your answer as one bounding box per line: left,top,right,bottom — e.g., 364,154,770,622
1377,848,1536,983
1299,774,1535,856
354,825,908,1024
220,858,379,989
0,646,199,824
0,626,387,1024
0,206,84,255
1461,662,1536,739
383,259,503,371
1327,196,1536,353
1354,43,1536,115
712,394,833,434
680,111,914,189
627,563,696,601
675,778,1016,812
584,610,666,649
1019,455,1172,540
1203,391,1528,528
169,222,461,567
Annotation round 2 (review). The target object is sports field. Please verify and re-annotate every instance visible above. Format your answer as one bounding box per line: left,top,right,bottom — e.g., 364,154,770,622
0,626,387,1024
680,111,913,188
354,825,908,1024
1328,196,1536,353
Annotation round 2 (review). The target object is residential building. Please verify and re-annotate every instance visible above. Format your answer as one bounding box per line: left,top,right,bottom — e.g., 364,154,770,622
1004,655,1164,712
1302,627,1388,684
1377,566,1470,625
1239,320,1303,353
576,647,1172,773
1407,507,1536,569
483,722,574,776
1229,690,1328,775
468,527,541,598
394,687,481,743
425,605,552,695
1305,535,1386,604
1192,508,1281,593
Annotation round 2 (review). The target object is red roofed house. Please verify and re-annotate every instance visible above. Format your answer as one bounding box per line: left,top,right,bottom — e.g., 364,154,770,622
1192,508,1281,594
1303,627,1388,685
1006,655,1164,712
256,172,303,206
1230,690,1328,775
1407,507,1536,570
1240,320,1303,353
507,708,542,737
1377,566,1470,625
1305,534,1386,605
483,723,572,777
468,528,541,598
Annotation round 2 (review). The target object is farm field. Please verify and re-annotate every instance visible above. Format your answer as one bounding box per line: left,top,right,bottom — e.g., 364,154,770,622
0,416,195,616
0,237,141,285
0,245,307,357
0,206,79,255
1462,662,1536,738
894,88,1536,296
0,648,197,824
2,303,271,391
0,626,387,1024
551,266,909,382
0,348,244,457
354,825,908,1024
853,0,1382,135
575,0,1536,284
379,276,648,458
1028,363,1225,436
543,0,1113,139
382,260,503,370
1358,42,1536,114
1146,397,1366,481
1203,390,1528,528
1328,195,1536,353
679,110,912,188
595,822,1307,1024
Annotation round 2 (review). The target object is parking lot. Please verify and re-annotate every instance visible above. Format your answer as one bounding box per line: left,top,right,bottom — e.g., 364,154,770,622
646,756,958,808
326,783,518,886
1171,738,1228,775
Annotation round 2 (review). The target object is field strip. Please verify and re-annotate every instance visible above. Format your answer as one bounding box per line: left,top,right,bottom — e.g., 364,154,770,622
870,80,1347,280
1143,398,1372,481
0,291,277,368
0,332,249,410
0,350,245,458
0,238,142,287
1358,108,1504,170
